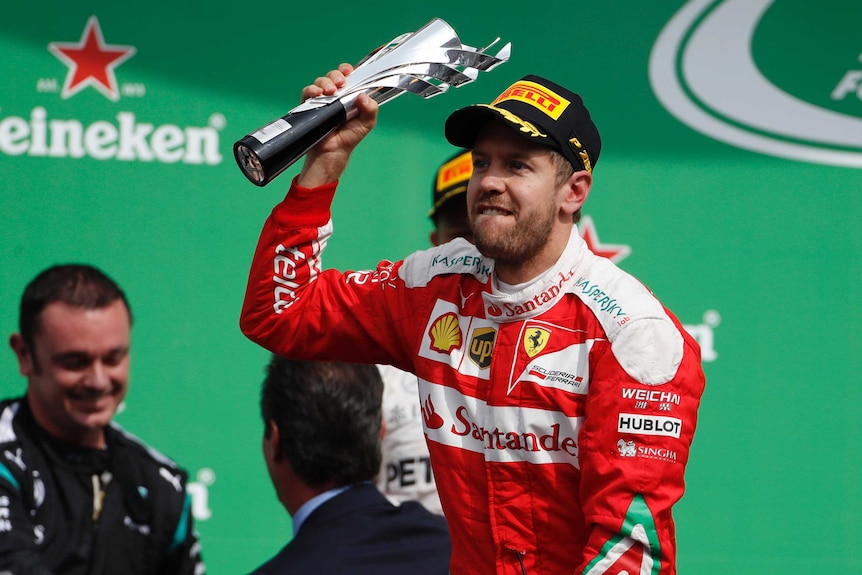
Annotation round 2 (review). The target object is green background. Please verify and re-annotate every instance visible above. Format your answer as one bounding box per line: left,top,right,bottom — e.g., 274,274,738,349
1,1,860,572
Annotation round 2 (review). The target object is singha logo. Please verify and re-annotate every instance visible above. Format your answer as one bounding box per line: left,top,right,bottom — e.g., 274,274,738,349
617,439,636,457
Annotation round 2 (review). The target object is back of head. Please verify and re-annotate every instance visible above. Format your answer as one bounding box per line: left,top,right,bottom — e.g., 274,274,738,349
19,263,131,351
260,358,383,488
429,149,472,224
428,150,474,245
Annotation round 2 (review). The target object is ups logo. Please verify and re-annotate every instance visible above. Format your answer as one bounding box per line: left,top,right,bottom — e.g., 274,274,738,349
468,327,496,369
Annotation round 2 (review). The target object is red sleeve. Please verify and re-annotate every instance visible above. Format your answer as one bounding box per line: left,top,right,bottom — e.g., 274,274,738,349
577,318,705,574
239,177,414,368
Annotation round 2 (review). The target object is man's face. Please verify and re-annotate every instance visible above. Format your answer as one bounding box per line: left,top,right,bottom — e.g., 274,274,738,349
11,300,131,448
467,121,570,275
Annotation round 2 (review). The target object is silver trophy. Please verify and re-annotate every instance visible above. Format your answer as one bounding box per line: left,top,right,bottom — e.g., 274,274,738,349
234,18,511,187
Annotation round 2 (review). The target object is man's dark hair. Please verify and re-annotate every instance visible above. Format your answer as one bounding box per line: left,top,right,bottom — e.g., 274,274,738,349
260,357,383,488
19,264,132,351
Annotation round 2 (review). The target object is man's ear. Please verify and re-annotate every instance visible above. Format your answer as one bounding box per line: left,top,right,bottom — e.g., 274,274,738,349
560,170,592,217
9,334,34,377
264,420,284,462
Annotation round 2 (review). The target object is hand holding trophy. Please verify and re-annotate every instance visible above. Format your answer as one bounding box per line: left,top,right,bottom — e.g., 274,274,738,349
233,18,511,187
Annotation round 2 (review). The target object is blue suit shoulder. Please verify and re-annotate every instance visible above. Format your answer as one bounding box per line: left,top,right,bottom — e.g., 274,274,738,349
249,483,450,575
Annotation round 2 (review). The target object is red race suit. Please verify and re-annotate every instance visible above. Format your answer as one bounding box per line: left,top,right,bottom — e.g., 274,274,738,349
240,179,706,575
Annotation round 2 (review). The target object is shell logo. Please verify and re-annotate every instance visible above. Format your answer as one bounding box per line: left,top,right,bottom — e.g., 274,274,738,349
428,312,463,354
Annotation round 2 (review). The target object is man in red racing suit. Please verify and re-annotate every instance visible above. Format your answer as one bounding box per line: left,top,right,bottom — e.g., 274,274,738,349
240,69,705,575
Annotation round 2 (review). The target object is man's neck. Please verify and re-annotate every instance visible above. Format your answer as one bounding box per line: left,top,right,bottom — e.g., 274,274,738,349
283,474,339,517
493,226,573,285
25,394,107,450
289,484,353,536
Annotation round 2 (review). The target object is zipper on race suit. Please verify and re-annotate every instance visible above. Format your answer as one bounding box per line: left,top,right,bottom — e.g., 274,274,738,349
91,471,112,522
506,545,528,575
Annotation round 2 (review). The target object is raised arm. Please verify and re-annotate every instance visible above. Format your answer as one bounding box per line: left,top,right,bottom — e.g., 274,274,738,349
295,63,379,188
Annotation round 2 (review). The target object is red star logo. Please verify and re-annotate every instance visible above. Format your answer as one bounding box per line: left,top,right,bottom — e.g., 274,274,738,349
579,215,631,263
48,16,136,101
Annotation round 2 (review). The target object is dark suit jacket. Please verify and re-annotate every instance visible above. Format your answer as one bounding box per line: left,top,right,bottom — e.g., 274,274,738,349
248,483,451,574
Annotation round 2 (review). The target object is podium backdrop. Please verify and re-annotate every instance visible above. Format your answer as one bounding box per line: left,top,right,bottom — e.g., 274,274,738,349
2,1,860,572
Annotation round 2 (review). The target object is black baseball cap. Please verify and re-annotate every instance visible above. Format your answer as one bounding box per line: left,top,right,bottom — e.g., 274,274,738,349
428,150,472,220
444,75,601,174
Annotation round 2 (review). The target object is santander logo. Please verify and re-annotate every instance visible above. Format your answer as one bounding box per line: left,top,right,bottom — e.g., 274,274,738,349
421,395,445,430
650,0,862,168
418,382,584,466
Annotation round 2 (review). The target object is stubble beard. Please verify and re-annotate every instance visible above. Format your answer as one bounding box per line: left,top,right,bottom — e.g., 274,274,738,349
473,206,556,268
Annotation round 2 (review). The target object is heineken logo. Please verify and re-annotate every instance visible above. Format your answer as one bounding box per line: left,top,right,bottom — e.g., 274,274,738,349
0,15,226,166
650,0,862,168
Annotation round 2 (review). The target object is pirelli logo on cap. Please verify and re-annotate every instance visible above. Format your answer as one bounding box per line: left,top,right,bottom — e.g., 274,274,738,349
436,151,472,192
492,80,570,120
